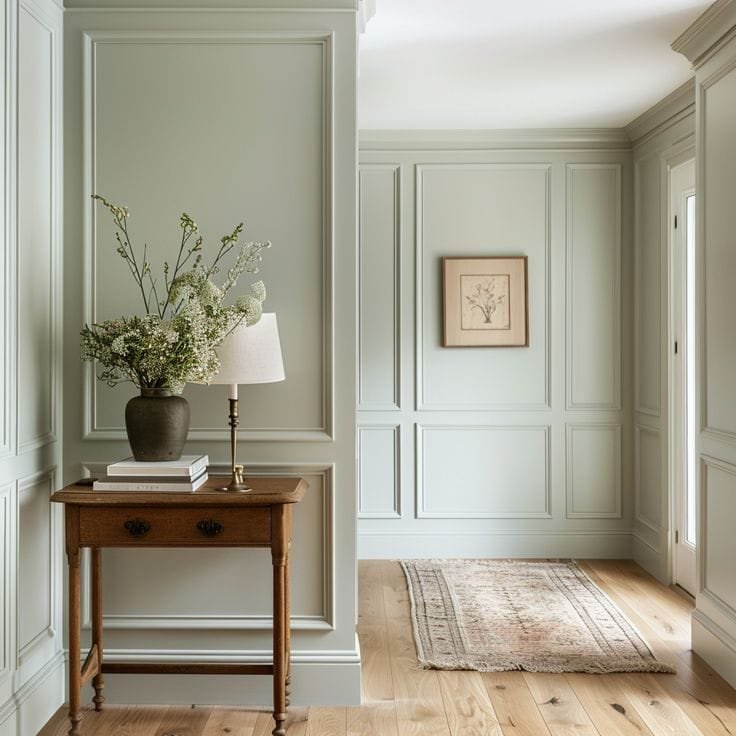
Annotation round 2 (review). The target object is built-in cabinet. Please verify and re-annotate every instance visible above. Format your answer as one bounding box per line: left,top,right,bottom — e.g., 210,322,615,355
0,0,65,733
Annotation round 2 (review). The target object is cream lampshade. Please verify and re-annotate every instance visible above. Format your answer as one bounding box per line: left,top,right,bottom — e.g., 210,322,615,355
210,313,285,491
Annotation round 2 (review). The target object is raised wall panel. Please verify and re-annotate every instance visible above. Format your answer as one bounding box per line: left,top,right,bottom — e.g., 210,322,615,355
417,164,550,410
635,425,662,531
85,33,332,441
358,165,400,411
566,164,622,410
17,5,54,451
702,458,736,613
17,474,52,652
703,68,736,439
90,467,334,630
358,425,400,518
566,424,622,518
635,155,662,416
418,425,550,518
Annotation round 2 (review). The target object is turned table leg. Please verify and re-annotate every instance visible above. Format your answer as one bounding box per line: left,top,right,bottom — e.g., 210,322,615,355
68,550,81,736
271,505,288,736
91,548,105,710
285,543,291,708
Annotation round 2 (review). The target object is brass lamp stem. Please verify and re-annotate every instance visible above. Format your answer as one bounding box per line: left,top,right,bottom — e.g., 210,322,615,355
218,397,252,492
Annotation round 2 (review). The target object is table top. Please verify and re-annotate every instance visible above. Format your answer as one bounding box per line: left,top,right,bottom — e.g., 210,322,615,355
51,475,308,506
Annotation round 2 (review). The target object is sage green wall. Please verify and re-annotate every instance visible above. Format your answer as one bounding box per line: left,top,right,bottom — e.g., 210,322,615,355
62,2,359,706
0,0,65,733
674,0,736,687
357,133,635,558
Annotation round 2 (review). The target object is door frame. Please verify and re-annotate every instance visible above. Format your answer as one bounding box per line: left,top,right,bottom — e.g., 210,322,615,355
666,146,696,592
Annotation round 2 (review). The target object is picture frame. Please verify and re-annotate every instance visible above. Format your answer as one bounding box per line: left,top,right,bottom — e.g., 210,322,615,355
442,256,529,347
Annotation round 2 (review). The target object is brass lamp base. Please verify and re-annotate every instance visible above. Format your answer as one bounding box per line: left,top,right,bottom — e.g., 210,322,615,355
217,463,252,493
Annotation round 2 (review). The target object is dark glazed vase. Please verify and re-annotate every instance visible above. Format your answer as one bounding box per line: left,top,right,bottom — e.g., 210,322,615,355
124,388,190,462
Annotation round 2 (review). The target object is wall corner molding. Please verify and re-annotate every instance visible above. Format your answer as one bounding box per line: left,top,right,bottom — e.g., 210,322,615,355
625,78,695,147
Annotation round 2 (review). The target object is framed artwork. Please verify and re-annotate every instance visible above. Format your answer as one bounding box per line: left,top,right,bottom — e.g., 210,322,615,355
442,256,528,347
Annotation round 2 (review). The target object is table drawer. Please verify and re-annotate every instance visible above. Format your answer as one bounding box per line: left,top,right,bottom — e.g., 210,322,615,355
79,506,272,546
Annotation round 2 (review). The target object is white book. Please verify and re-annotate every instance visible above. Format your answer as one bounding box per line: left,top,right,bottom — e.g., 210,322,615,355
93,472,209,492
106,454,209,478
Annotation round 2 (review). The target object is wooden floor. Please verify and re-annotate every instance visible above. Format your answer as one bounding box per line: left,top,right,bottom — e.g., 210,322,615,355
39,559,736,736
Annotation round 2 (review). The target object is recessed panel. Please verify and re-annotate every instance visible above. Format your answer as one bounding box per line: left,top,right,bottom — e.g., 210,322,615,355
17,9,53,448
567,425,621,518
90,39,327,433
420,426,549,517
636,156,661,415
636,427,661,529
102,472,327,621
704,69,736,437
703,462,736,611
18,476,52,649
359,166,400,410
419,165,548,408
359,426,399,517
567,164,621,409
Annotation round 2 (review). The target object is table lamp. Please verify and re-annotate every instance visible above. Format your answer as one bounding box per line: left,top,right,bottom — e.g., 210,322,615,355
210,313,285,492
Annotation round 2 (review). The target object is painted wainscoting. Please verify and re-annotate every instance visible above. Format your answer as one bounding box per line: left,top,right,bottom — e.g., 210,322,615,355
0,0,65,734
674,0,736,688
62,2,359,706
357,132,634,559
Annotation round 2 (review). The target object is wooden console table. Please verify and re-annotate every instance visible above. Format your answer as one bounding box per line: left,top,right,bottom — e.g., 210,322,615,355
51,476,307,736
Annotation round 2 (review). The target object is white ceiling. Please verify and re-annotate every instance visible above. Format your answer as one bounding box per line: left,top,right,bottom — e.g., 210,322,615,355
358,0,712,130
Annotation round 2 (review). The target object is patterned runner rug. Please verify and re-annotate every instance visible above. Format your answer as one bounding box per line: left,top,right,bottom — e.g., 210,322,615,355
401,559,675,674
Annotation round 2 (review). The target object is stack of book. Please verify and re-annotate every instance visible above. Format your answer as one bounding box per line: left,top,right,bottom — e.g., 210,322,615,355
92,454,209,492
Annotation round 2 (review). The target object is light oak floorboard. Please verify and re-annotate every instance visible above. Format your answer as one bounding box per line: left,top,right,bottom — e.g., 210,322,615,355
306,707,347,736
38,560,736,736
382,560,452,736
482,671,553,736
437,670,503,736
201,707,258,736
523,672,599,736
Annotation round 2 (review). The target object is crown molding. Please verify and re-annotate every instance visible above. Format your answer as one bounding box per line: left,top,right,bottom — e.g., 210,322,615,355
672,0,736,67
625,78,695,146
358,128,631,151
357,0,375,32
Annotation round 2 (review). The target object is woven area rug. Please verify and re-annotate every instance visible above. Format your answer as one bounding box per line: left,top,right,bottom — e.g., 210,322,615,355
401,559,675,674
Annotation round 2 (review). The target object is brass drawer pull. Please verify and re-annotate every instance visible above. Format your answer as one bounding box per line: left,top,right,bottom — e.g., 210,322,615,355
124,519,150,537
197,519,224,537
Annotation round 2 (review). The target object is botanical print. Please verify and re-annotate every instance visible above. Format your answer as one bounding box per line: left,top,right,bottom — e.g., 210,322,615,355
460,274,510,330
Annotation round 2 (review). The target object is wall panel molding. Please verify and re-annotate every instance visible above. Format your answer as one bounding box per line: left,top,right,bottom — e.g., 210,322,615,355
16,0,61,455
634,424,663,533
700,455,736,616
566,163,622,411
16,470,57,662
358,163,401,412
358,425,401,519
81,30,336,443
416,424,551,519
566,423,622,519
415,163,551,411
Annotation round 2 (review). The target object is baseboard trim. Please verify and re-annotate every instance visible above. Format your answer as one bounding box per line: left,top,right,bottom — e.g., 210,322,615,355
692,609,736,689
358,529,633,559
65,647,362,707
0,652,65,736
632,531,668,583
